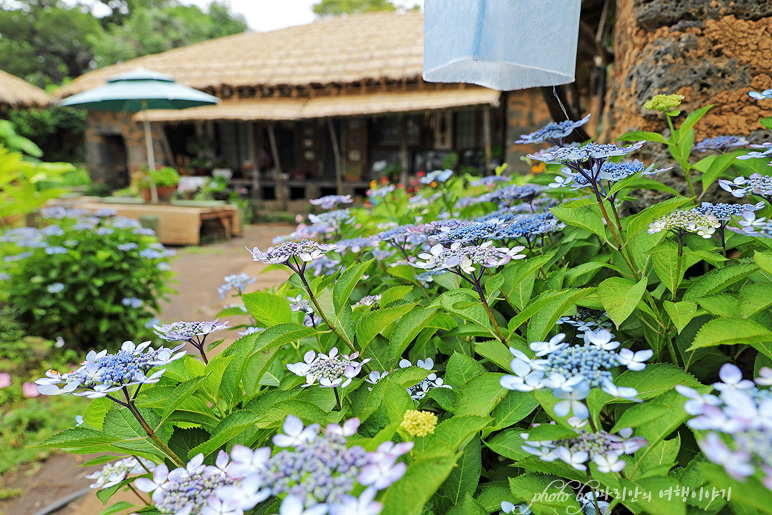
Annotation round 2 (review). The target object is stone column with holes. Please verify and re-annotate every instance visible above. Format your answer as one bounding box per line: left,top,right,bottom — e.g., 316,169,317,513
603,0,772,143
601,0,772,205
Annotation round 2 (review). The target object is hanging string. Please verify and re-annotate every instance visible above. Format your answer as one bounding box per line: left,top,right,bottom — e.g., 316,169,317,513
552,85,570,121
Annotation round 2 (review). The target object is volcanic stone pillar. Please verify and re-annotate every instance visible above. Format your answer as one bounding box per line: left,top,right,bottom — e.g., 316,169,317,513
602,0,772,143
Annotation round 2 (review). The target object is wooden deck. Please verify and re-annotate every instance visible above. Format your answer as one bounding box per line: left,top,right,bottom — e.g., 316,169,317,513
65,199,240,246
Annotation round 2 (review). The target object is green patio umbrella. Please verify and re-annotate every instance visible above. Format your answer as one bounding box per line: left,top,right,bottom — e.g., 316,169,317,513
59,68,219,202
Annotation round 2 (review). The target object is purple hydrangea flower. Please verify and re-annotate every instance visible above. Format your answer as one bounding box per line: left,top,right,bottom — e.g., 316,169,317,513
310,194,353,210
514,114,591,145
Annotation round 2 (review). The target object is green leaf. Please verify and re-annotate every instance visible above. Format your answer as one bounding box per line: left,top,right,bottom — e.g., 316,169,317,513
611,402,671,433
689,317,772,359
476,339,520,372
509,473,582,514
697,293,740,318
333,259,374,312
356,302,416,349
436,290,498,340
96,501,136,515
446,352,487,388
739,283,772,318
701,464,772,514
157,374,210,428
526,424,579,441
389,307,439,359
437,437,482,510
384,380,414,424
694,152,738,191
484,272,505,301
616,130,668,144
448,494,488,515
650,240,685,295
680,104,713,136
381,455,457,515
380,285,414,306
598,277,647,328
755,251,772,275
761,117,772,130
454,373,508,417
242,291,291,327
683,262,758,301
427,416,491,453
625,196,692,242
490,391,539,432
617,477,686,515
486,429,531,461
475,485,511,513
527,288,593,342
550,204,606,239
663,300,699,333
190,410,257,458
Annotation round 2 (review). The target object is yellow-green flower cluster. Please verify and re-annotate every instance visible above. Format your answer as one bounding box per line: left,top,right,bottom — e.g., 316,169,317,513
400,410,438,437
644,94,684,112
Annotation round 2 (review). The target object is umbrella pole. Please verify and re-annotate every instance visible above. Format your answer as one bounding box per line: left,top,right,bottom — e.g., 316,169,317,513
142,100,158,203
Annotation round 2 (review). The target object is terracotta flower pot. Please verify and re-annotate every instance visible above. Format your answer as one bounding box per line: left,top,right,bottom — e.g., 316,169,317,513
141,186,177,202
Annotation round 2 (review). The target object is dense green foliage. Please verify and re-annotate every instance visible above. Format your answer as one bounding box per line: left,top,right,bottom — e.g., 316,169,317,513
0,208,175,350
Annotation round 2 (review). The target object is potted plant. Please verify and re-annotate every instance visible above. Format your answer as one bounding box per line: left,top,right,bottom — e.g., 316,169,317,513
138,166,180,202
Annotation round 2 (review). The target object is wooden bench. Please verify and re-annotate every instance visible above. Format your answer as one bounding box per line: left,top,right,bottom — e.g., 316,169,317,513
72,200,241,246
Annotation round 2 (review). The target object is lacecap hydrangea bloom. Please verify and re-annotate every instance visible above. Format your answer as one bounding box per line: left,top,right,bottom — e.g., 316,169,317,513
309,194,353,210
286,347,370,388
420,169,453,184
215,415,413,515
500,329,652,419
647,209,721,238
514,114,591,145
412,241,526,276
720,172,772,204
694,135,749,152
85,456,154,489
365,358,453,400
247,239,337,268
677,363,772,489
35,341,185,398
730,211,772,238
521,418,647,473
218,273,256,299
643,93,684,112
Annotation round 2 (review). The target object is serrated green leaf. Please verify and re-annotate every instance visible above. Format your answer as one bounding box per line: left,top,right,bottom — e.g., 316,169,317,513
427,415,491,453
455,373,508,417
446,352,487,388
157,374,210,429
664,300,699,333
242,291,291,326
755,251,772,275
683,262,758,301
739,283,772,318
490,391,539,432
689,317,772,358
389,307,438,360
437,437,482,511
486,428,530,461
598,277,647,327
190,410,257,458
617,477,686,515
509,473,582,514
381,455,457,515
527,288,593,342
476,339,520,372
616,130,669,144
550,204,606,239
96,501,136,515
380,285,414,306
333,259,374,312
611,402,671,433
356,302,416,349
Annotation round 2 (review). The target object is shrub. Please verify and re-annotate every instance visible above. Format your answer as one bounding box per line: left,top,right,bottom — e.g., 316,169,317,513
0,208,175,351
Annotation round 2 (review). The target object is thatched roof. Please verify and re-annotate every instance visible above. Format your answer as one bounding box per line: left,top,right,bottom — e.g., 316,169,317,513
135,88,500,123
0,70,52,108
58,11,425,98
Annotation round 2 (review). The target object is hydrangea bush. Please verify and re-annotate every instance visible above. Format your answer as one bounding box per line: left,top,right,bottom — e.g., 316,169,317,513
0,208,175,350
31,91,772,515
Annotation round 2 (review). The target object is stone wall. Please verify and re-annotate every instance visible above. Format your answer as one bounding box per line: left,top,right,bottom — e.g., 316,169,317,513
603,0,772,143
505,89,553,172
85,111,169,189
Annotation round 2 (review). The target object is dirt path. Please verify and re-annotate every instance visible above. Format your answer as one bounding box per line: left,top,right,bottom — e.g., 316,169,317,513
0,223,293,515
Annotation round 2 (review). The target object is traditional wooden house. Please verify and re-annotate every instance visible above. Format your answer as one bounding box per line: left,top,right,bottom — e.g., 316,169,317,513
57,11,555,208
0,70,52,111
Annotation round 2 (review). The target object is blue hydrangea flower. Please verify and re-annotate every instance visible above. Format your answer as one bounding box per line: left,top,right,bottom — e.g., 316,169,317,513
720,172,772,203
35,341,186,398
514,114,591,145
47,282,65,294
218,273,256,299
694,135,749,152
310,194,353,210
85,456,153,489
694,201,765,221
121,297,143,308
420,169,453,184
749,89,772,100
286,348,369,388
247,240,337,266
677,363,772,487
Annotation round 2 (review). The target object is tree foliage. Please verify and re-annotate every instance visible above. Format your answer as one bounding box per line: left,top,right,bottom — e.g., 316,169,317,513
312,0,398,17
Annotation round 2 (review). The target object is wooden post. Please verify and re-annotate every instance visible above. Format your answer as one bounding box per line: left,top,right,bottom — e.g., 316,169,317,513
399,114,409,186
327,118,344,196
267,123,286,211
483,104,492,175
247,121,260,208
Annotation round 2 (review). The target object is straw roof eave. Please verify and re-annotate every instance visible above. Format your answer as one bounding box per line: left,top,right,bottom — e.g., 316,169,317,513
56,11,426,99
0,70,52,108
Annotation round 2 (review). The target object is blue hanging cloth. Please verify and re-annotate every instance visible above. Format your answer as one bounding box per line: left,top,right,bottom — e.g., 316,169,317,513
423,0,582,91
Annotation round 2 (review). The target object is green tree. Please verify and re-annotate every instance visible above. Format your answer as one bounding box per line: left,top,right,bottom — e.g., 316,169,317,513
89,2,247,67
0,0,104,86
312,0,398,17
